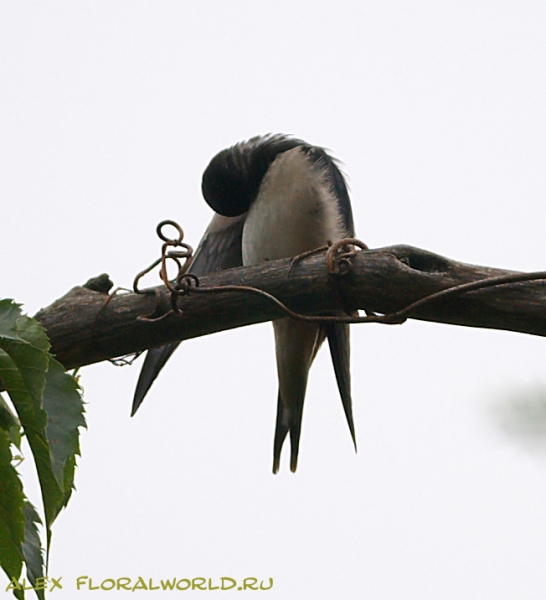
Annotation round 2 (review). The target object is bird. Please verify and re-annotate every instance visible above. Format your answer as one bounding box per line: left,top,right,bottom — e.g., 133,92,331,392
132,134,356,473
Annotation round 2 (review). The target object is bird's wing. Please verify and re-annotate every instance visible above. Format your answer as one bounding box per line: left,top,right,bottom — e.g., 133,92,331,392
131,213,246,416
187,213,246,277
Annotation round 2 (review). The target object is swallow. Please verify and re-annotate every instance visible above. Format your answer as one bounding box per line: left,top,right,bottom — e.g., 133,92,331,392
132,134,357,472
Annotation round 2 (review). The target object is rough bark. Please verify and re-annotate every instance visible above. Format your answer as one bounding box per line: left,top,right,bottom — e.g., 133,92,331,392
33,244,546,371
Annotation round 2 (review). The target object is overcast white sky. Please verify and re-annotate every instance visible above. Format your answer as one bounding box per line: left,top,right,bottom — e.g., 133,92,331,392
2,1,546,598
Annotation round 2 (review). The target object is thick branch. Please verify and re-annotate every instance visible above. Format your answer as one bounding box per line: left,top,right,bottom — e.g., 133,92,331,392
34,245,546,370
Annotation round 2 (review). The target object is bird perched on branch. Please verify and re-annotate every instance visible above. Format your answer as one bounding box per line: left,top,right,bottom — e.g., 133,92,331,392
132,134,357,473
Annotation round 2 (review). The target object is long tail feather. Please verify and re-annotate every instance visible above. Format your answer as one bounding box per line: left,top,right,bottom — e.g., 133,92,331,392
272,393,290,474
272,395,305,473
325,322,357,450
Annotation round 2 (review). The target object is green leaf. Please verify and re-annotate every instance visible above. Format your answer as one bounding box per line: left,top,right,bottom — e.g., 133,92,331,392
0,426,25,600
43,357,86,509
0,301,61,527
0,300,85,584
22,502,45,600
0,349,62,535
0,300,49,407
0,300,85,561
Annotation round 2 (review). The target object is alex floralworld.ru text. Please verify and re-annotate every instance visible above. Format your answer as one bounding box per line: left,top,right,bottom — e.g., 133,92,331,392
5,576,274,592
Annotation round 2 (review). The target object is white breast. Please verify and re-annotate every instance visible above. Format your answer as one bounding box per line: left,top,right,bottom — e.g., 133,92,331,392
242,147,349,265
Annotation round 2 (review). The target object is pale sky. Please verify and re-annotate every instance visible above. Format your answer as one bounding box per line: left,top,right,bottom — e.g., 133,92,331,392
2,2,546,598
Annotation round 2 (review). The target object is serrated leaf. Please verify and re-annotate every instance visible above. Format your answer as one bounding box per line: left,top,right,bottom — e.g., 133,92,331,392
22,502,45,600
0,348,62,532
0,300,49,408
43,357,85,508
0,302,61,534
0,299,85,585
0,426,25,600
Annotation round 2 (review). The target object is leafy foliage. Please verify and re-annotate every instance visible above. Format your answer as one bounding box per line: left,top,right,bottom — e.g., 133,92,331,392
0,300,85,598
22,503,44,600
0,425,24,600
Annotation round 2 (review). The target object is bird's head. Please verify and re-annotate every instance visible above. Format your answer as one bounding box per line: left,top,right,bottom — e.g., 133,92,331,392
201,134,306,217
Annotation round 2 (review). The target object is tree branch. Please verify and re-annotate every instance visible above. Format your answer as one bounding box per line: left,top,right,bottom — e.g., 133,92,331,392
34,244,546,370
